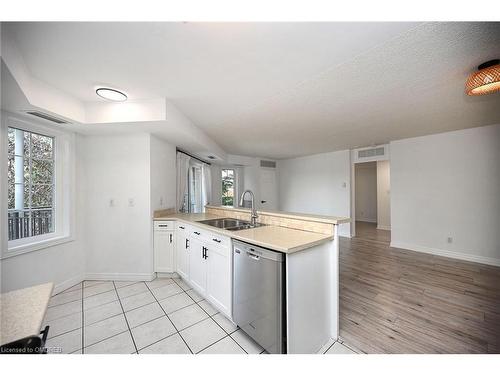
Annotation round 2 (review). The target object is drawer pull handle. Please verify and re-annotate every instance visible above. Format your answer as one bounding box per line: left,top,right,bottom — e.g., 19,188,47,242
194,231,200,235
158,225,168,228
179,226,185,229
212,238,221,243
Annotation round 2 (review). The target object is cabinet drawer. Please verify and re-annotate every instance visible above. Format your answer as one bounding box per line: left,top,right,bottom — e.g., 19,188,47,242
176,222,190,232
154,221,175,231
207,233,230,249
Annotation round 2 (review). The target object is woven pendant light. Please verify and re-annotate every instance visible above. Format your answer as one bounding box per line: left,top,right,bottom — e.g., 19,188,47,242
465,59,500,96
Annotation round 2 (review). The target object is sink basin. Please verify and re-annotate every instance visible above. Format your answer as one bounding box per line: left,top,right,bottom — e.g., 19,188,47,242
198,218,266,231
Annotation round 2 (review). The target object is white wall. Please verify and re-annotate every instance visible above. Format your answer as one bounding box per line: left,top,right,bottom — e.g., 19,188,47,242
81,133,154,279
376,160,391,230
390,124,500,266
354,162,377,223
150,135,176,213
277,150,351,236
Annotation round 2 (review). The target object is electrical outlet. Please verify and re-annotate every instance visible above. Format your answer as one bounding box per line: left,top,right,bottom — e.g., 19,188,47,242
109,199,115,207
128,198,135,207
447,237,453,244
160,197,164,207
342,182,347,188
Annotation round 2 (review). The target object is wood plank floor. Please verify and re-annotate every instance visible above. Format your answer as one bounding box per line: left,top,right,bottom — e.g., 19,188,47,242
339,226,500,353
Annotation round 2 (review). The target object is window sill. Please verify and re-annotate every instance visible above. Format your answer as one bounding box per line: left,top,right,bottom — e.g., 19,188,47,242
2,235,75,260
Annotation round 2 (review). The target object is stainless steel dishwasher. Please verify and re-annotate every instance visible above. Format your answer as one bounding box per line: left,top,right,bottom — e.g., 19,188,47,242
233,240,285,354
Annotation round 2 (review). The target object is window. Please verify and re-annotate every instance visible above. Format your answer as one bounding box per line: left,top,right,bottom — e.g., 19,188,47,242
188,164,203,213
7,127,55,241
221,169,235,206
3,115,75,259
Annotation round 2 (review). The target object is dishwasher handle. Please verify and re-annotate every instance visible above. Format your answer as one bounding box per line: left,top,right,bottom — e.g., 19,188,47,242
247,252,260,261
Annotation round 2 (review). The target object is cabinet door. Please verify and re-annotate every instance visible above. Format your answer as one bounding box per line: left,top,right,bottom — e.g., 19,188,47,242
176,231,190,279
206,244,232,317
189,238,207,295
154,230,175,272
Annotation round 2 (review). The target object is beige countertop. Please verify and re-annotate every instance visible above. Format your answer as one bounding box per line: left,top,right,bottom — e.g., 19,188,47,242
0,282,54,346
154,213,334,253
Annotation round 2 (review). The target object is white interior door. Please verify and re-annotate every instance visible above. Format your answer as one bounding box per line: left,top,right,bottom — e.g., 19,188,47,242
259,168,277,210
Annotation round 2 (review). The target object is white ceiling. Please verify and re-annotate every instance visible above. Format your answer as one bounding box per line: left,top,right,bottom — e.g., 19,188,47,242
4,22,500,159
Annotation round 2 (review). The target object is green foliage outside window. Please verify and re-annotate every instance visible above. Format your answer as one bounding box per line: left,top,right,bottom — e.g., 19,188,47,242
222,169,234,206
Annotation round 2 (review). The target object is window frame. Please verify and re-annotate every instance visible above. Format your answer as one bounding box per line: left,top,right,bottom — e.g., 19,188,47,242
1,113,75,259
8,127,56,240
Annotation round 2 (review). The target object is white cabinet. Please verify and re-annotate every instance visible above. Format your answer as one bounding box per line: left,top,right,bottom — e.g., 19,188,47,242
189,237,207,295
205,241,232,317
154,220,232,319
176,224,190,279
154,221,175,273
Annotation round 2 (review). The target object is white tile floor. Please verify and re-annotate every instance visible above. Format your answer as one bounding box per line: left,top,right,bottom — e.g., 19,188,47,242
43,277,358,354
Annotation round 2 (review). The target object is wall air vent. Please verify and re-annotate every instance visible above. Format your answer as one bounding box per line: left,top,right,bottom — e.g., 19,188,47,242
358,147,385,159
260,160,276,168
25,111,69,124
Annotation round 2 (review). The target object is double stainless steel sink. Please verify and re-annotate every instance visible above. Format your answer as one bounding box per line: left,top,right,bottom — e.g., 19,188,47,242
198,218,266,231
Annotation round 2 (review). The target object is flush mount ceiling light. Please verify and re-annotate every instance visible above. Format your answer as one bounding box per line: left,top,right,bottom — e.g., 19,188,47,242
465,59,500,96
96,87,128,102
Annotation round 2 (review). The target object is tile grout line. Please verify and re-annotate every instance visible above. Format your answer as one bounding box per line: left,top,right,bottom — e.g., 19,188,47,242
144,279,194,354
173,278,249,354
113,281,139,354
323,340,335,354
83,328,131,351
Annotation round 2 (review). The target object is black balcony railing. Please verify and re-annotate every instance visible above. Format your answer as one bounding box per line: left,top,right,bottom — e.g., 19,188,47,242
8,209,54,241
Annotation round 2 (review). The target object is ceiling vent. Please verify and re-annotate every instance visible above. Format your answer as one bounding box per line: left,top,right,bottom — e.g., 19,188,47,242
358,147,385,159
24,111,69,124
260,160,276,168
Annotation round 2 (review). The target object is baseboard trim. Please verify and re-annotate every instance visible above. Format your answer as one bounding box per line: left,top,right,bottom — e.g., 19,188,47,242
85,272,156,282
53,274,85,296
390,241,500,267
357,219,377,224
376,225,391,231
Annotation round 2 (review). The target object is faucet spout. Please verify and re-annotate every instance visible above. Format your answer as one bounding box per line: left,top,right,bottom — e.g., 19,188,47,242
239,189,259,226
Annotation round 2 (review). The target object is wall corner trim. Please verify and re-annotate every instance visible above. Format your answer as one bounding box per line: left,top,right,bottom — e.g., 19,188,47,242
376,225,391,231
53,274,85,296
390,241,500,267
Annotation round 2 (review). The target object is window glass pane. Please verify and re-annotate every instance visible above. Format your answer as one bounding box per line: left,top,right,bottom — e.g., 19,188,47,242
8,128,15,155
8,183,15,209
8,156,15,184
23,184,30,209
31,132,53,159
7,127,56,241
31,159,54,184
24,131,31,157
32,209,54,237
31,185,53,208
23,160,30,185
221,169,234,206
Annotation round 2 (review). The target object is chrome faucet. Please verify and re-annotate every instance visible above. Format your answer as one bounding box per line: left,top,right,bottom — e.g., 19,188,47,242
239,190,259,226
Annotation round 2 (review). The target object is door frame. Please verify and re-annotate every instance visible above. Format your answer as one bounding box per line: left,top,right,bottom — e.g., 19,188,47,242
349,145,390,238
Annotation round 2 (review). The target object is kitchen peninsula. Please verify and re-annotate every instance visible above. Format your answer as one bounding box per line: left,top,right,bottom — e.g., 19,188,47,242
153,205,350,354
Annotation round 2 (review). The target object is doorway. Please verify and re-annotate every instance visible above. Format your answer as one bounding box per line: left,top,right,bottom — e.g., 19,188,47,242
353,160,391,243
